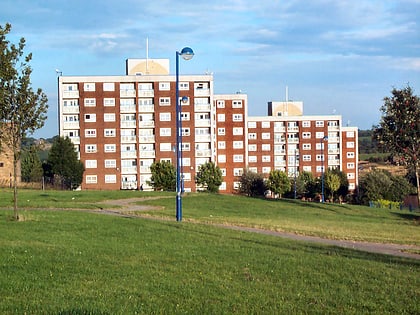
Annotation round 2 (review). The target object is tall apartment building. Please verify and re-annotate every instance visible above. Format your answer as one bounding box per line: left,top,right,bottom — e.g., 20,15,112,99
58,58,358,194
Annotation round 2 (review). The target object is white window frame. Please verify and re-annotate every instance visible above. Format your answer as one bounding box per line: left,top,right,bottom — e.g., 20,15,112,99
159,113,171,121
85,144,97,153
104,113,116,122
104,144,116,153
86,175,97,184
85,129,96,138
104,129,116,137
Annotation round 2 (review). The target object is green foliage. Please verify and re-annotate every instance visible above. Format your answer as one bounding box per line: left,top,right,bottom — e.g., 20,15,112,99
266,170,291,198
195,161,223,193
0,23,48,219
46,137,84,189
297,171,317,199
373,85,420,206
21,145,43,182
325,171,341,201
239,169,267,197
359,169,415,205
149,160,176,191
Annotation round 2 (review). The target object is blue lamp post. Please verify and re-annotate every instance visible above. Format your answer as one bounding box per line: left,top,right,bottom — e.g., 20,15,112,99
175,47,194,221
321,136,328,203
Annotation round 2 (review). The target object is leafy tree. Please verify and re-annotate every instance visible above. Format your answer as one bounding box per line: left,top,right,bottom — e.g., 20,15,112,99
149,160,176,191
195,161,223,193
297,171,317,199
324,170,341,202
21,145,43,182
266,170,291,198
359,169,393,205
373,85,420,206
0,23,48,219
239,169,266,197
46,137,84,189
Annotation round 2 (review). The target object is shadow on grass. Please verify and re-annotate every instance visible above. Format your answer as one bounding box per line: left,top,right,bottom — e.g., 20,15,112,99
392,211,420,223
58,310,109,315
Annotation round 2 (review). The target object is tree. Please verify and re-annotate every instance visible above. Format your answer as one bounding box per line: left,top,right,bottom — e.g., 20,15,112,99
359,169,393,205
266,170,291,198
148,160,176,191
239,169,266,197
297,171,317,199
21,145,43,182
373,85,420,207
324,170,341,202
0,23,48,220
195,161,223,193
46,137,84,189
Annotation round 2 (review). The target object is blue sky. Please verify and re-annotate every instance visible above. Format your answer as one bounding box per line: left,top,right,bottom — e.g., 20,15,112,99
2,0,419,138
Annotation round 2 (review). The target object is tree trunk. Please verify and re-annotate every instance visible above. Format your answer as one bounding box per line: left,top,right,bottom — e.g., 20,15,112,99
13,149,18,220
416,164,420,209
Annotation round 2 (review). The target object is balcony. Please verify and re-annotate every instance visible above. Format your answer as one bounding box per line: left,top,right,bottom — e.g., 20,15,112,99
195,134,211,142
328,125,340,131
121,136,137,143
287,138,299,144
120,120,136,128
69,136,80,145
274,149,286,155
194,88,210,96
196,149,211,157
121,181,138,190
328,137,340,143
121,166,137,174
63,90,79,98
139,121,155,128
195,119,211,127
274,137,286,144
194,103,211,112
63,121,79,129
138,90,154,97
139,151,155,158
121,151,137,159
328,159,340,166
138,105,154,112
274,161,287,167
140,166,151,173
274,126,286,132
328,149,340,154
287,126,299,132
62,106,79,114
120,105,136,113
120,90,136,98
139,135,155,143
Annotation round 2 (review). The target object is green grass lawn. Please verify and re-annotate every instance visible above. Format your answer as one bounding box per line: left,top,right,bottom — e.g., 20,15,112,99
1,207,419,314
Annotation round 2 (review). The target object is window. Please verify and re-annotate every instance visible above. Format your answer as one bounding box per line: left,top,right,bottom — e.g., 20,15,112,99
160,128,171,137
347,162,355,169
347,142,355,148
159,97,171,106
302,121,311,128
234,168,243,176
316,121,324,127
104,129,116,137
85,129,96,137
104,113,116,122
302,155,311,162
233,127,243,135
104,98,115,106
248,156,257,163
159,82,170,90
248,121,257,128
347,173,355,179
181,143,190,151
181,128,190,136
261,133,270,140
182,158,191,166
316,132,325,139
262,167,271,174
218,155,226,163
262,144,271,151
218,141,226,149
262,155,271,163
346,131,355,138
232,114,243,122
159,113,171,121
262,121,270,128
85,160,97,169
233,154,243,162
218,114,225,122
233,141,243,149
181,112,190,121
218,128,225,136
303,166,312,172
248,144,257,151
220,168,227,176
328,121,339,127
105,174,117,183
84,98,96,107
84,114,96,122
105,159,116,168
248,133,257,140
160,143,172,151
104,144,116,153
84,83,95,91
85,144,97,153
103,83,115,91
86,175,97,184
120,83,134,91
138,83,152,90
179,82,189,90
347,152,355,158
302,132,311,139
349,183,356,190
217,100,225,108
232,100,242,108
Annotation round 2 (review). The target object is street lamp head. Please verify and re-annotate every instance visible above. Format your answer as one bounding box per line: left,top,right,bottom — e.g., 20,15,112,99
180,47,194,61
323,136,328,141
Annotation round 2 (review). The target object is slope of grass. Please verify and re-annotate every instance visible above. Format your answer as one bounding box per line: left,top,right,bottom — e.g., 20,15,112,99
0,209,419,314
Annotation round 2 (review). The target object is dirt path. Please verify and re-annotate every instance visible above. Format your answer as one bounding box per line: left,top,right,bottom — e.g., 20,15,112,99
93,197,420,260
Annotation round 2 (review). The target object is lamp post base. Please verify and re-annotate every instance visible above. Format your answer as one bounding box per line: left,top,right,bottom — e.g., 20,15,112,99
176,194,182,221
